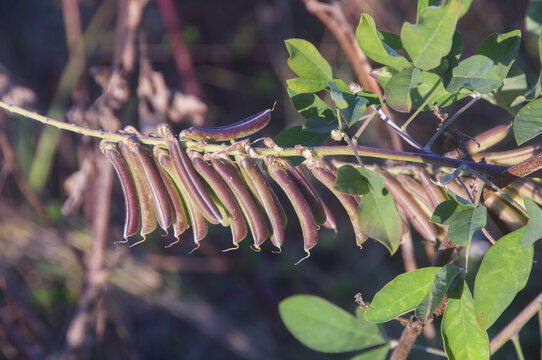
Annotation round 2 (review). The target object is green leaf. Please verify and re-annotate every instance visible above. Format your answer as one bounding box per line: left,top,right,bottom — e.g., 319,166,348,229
430,196,487,246
329,80,349,109
384,67,423,112
285,39,333,93
446,55,503,94
410,70,470,111
274,126,329,165
328,81,379,125
417,0,472,19
474,227,534,330
288,87,335,120
482,65,529,115
442,280,490,360
526,0,542,38
279,295,385,353
334,165,386,195
476,30,521,80
401,0,463,70
513,98,542,145
510,29,542,107
358,191,402,254
303,117,337,133
415,264,463,323
523,198,542,248
356,14,411,70
349,345,390,360
376,30,402,50
364,267,442,322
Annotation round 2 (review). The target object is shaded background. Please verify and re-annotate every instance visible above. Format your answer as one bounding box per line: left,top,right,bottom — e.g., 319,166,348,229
0,0,540,359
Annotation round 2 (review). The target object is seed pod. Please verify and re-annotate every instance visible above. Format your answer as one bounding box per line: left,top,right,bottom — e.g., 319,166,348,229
128,137,172,232
510,179,542,205
100,141,140,240
416,169,447,210
179,108,272,141
462,124,511,155
155,148,208,247
308,161,368,248
118,141,157,242
153,147,189,243
238,153,284,251
279,160,327,225
211,157,268,249
266,157,319,263
158,123,221,224
296,165,337,233
190,152,247,248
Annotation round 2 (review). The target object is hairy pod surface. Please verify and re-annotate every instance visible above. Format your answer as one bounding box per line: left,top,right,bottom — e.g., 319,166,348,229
280,160,327,225
128,138,172,232
308,161,368,248
155,148,208,245
266,157,319,260
100,141,141,239
179,108,271,141
190,152,247,246
211,158,269,249
153,147,189,240
238,153,284,250
118,141,157,240
158,123,222,224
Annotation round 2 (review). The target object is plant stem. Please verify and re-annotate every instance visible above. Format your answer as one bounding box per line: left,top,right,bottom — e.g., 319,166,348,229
401,79,442,131
424,94,481,152
511,336,526,360
376,109,426,151
352,109,378,143
490,292,542,354
411,344,447,357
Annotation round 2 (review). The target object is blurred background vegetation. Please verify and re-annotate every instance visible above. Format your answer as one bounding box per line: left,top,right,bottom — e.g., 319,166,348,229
0,0,540,359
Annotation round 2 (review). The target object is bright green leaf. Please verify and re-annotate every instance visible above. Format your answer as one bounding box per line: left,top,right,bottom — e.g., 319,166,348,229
430,198,487,246
285,39,333,93
372,66,397,89
377,30,402,50
476,30,521,80
415,264,463,323
442,280,490,360
349,345,390,360
417,0,472,19
513,98,542,145
384,67,423,112
474,227,534,330
356,14,411,70
334,165,385,195
401,0,463,70
358,191,402,254
482,65,529,115
523,198,542,248
279,295,385,353
329,81,349,109
411,70,470,111
288,87,335,120
446,55,503,94
364,267,442,322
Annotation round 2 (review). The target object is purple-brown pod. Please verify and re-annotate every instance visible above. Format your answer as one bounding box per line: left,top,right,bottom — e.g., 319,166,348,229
211,157,269,249
154,148,208,247
280,160,327,225
100,141,141,240
266,157,319,263
179,108,272,142
153,146,189,242
128,137,172,232
190,152,248,248
118,141,157,242
308,160,368,248
158,123,222,224
237,153,284,251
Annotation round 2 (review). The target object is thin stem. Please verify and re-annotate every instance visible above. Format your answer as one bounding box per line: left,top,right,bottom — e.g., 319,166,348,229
411,344,447,358
511,336,525,360
401,79,442,131
376,109,426,152
424,94,481,152
353,109,378,143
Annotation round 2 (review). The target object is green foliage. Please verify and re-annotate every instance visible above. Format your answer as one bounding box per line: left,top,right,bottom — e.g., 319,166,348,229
401,0,463,70
445,55,502,94
513,98,542,144
334,165,385,195
430,191,487,246
523,198,542,248
384,67,423,112
441,280,490,360
526,0,542,37
285,39,333,92
364,267,442,322
415,264,463,323
474,227,534,330
279,295,386,353
475,30,521,80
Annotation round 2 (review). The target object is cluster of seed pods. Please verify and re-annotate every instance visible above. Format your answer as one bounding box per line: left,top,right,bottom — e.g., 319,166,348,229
101,108,540,261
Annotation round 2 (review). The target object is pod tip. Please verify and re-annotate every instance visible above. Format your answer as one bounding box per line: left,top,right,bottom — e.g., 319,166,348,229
222,243,240,252
189,242,201,254
250,245,262,253
165,236,180,249
294,250,311,265
129,236,147,248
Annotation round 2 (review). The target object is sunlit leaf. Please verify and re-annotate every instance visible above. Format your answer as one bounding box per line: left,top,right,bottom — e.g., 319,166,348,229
476,30,521,80
401,0,463,70
442,280,490,360
288,87,335,120
416,0,472,19
513,98,542,145
523,198,542,248
474,227,534,330
285,39,333,93
279,295,385,352
384,67,423,112
446,55,503,94
482,65,529,115
365,267,442,322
